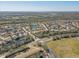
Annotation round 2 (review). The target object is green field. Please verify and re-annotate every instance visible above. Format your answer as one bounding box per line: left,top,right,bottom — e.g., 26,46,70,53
47,37,79,58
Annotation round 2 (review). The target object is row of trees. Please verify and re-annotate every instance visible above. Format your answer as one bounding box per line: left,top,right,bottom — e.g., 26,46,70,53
34,29,79,38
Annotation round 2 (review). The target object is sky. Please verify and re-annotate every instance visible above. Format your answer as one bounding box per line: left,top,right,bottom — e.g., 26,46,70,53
0,1,79,11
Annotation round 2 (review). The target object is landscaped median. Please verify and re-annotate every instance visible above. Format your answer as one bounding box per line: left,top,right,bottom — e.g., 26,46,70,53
47,37,79,58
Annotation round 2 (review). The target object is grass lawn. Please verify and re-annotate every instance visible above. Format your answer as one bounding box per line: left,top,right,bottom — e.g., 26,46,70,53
47,37,79,58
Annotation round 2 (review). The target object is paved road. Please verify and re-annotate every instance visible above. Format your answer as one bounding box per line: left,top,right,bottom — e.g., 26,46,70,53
48,48,58,58
22,27,56,58
41,23,48,31
22,27,40,41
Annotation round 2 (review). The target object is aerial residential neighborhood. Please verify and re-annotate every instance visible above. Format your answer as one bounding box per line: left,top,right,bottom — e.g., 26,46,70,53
0,1,79,58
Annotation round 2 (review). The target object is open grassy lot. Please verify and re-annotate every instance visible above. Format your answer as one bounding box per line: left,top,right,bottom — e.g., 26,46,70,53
47,37,79,58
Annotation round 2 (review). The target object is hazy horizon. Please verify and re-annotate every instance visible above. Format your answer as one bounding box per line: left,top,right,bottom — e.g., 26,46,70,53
0,1,79,11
